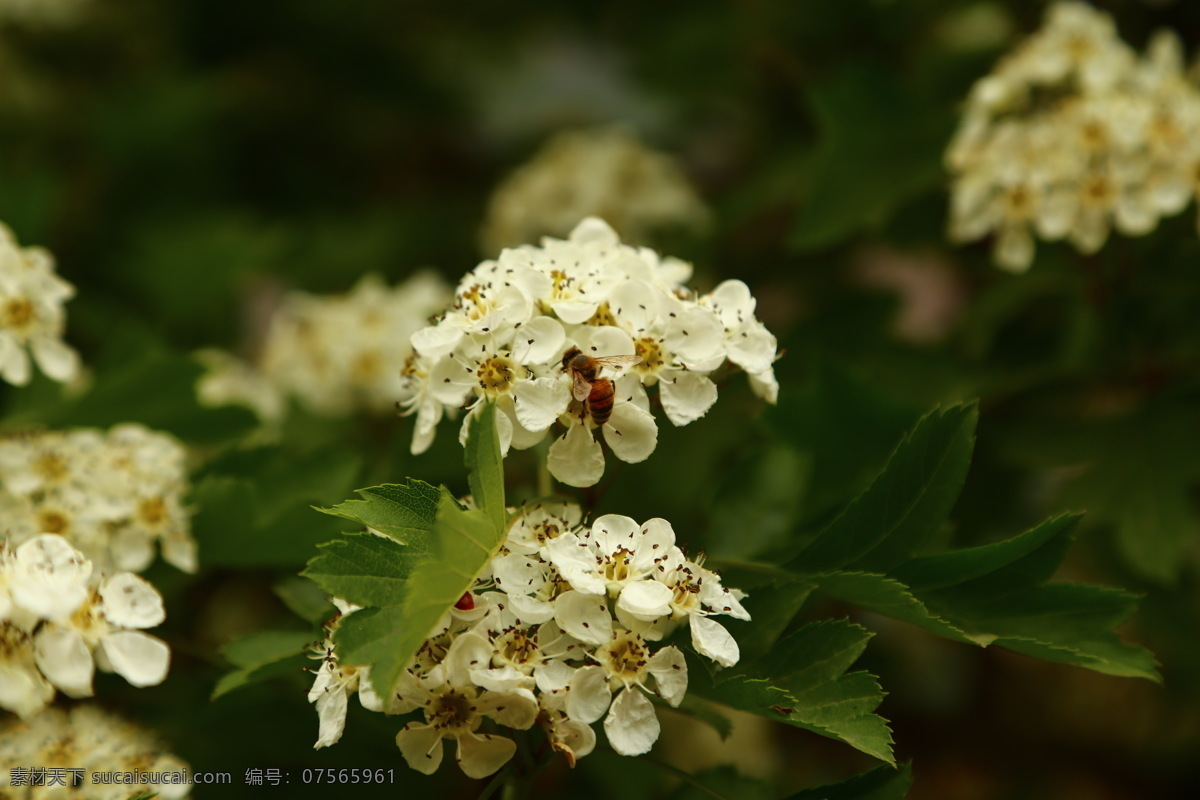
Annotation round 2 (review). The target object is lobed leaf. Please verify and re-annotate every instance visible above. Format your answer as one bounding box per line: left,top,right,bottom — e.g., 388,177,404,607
314,479,440,543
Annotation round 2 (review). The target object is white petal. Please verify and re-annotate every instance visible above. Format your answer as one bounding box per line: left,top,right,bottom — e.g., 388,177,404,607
507,593,555,625
583,325,636,358
647,646,688,707
444,632,494,686
411,325,463,359
553,590,613,646
552,299,600,325
491,553,541,595
659,372,718,426
566,665,612,724
609,280,659,332
0,659,55,719
100,572,166,629
11,534,91,620
664,306,725,366
617,580,673,620
748,368,779,404
589,514,641,554
604,687,661,756
31,336,80,383
429,356,475,406
396,723,445,775
570,217,620,246
513,376,571,432
602,403,657,464
725,320,777,375
358,669,385,712
511,317,566,365
477,687,539,729
534,660,576,694
456,731,517,779
313,681,349,748
0,340,31,386
470,665,535,693
548,423,605,488
99,631,170,686
545,534,605,594
707,280,756,327
690,616,740,667
33,626,94,697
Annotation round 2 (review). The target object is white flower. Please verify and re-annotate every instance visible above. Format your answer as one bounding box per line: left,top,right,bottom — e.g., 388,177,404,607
0,223,80,386
481,126,710,255
946,2,1200,269
34,570,170,696
261,271,452,416
307,639,384,749
0,705,192,799
0,425,196,574
396,217,779,486
394,633,539,778
565,631,687,756
0,622,55,718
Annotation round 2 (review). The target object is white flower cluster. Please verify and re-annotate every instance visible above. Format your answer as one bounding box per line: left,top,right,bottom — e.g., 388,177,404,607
0,704,189,799
0,424,195,575
0,534,170,719
0,223,80,387
398,217,779,487
309,503,749,778
200,272,452,421
481,127,710,255
947,1,1200,271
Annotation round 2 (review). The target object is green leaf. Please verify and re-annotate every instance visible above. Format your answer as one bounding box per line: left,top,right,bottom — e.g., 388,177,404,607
806,515,1160,681
301,530,430,607
336,489,508,696
786,763,913,800
212,630,314,700
699,620,894,765
465,402,506,536
794,405,977,573
315,479,441,543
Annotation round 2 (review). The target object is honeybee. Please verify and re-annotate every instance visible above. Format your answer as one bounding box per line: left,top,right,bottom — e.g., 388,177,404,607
560,346,642,426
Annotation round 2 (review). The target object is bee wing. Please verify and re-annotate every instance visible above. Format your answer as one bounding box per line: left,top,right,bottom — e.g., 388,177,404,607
571,371,593,402
593,354,643,377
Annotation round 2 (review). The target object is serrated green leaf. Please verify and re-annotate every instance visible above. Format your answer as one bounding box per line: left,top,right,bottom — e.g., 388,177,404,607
329,605,409,692
794,405,977,573
786,763,913,800
465,402,506,536
315,479,440,543
301,531,430,607
337,489,508,696
891,513,1079,592
812,572,979,645
700,620,894,765
732,580,816,664
800,515,1159,681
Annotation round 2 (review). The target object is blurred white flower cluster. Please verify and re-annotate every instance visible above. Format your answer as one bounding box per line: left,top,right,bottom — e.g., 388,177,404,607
0,423,195,574
0,223,79,387
482,127,710,255
0,704,189,799
0,534,170,719
309,503,748,778
398,217,778,487
947,1,1200,271
197,272,451,421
